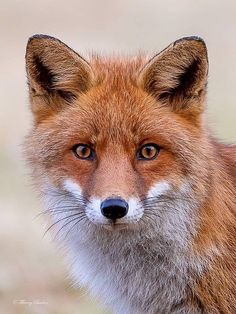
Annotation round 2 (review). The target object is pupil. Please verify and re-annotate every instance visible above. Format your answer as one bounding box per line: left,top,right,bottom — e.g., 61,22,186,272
145,147,153,157
145,147,152,156
82,147,88,156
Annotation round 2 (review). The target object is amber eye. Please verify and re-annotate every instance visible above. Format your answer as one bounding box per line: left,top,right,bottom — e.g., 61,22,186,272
72,144,94,160
137,144,160,160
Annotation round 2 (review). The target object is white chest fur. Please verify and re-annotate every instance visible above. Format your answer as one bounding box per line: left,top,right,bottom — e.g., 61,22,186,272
43,180,202,313
66,227,192,314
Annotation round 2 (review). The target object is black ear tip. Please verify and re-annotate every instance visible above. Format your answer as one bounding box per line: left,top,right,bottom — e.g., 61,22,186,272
174,36,207,48
26,34,65,60
27,34,60,47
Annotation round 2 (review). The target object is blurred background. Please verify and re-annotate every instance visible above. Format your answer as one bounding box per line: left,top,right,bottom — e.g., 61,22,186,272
0,0,235,313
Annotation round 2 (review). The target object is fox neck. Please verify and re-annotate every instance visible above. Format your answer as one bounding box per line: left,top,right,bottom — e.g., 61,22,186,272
67,219,196,313
192,140,236,257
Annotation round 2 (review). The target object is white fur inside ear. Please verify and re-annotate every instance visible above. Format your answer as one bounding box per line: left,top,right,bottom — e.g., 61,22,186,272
63,179,82,199
147,181,170,198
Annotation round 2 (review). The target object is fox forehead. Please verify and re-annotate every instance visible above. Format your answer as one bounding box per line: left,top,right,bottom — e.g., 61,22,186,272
89,54,148,83
58,96,169,144
43,67,185,149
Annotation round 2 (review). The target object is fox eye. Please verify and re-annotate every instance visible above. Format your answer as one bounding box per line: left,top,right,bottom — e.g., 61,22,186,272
72,144,94,160
137,144,160,160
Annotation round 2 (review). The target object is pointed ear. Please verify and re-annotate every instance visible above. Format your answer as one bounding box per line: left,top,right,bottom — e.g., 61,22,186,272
138,37,208,118
25,34,94,122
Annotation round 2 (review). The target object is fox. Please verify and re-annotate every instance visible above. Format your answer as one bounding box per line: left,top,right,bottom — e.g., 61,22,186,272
24,34,236,314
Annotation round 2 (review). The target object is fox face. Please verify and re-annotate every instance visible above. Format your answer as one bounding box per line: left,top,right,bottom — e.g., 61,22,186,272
25,35,209,242
25,36,236,314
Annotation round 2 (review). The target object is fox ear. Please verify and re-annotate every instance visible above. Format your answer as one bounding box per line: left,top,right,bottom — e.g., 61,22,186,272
25,35,93,122
138,37,208,118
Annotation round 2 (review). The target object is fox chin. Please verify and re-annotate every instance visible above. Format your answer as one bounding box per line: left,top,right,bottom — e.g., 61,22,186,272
25,35,236,314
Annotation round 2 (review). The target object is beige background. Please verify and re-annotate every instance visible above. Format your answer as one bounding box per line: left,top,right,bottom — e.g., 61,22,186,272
0,1,235,313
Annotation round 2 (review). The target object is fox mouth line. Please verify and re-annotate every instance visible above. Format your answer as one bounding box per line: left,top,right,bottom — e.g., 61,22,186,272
101,222,129,231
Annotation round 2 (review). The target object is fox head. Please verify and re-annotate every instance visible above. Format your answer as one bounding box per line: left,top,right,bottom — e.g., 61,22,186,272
25,35,209,244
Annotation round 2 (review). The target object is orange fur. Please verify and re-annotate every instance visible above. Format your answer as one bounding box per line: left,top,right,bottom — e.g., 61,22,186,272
25,35,236,313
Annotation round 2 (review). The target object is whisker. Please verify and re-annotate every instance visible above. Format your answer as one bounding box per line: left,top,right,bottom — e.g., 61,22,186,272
36,207,83,218
141,213,159,225
54,215,87,240
140,194,193,214
140,195,195,203
43,212,85,237
43,200,87,210
63,215,88,240
144,206,180,212
44,188,90,203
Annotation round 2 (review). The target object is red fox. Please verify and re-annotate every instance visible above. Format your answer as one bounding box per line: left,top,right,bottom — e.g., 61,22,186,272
25,35,236,313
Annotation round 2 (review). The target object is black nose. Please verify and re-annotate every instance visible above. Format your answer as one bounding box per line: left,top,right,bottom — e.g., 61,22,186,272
101,198,128,220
